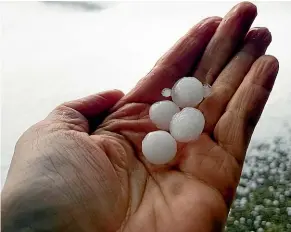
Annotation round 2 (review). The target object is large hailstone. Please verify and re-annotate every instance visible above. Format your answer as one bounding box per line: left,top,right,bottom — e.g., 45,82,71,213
149,100,180,130
171,77,204,108
142,131,177,165
170,107,205,142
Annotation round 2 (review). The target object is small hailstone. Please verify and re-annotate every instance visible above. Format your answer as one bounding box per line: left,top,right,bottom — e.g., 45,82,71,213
171,77,204,108
170,107,205,142
203,83,212,97
142,131,177,165
149,100,180,130
161,88,172,97
265,222,271,227
273,200,279,206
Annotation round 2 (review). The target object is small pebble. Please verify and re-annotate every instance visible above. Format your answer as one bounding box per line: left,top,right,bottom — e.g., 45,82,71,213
142,131,177,165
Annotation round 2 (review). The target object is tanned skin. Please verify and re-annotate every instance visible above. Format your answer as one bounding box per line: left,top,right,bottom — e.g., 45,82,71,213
2,2,279,232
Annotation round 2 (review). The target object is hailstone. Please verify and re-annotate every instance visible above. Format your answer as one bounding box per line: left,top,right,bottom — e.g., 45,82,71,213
171,77,204,108
142,131,177,165
169,107,205,142
203,83,212,97
149,100,180,130
161,88,172,97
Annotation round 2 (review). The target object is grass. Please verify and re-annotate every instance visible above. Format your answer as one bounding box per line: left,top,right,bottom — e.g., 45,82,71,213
225,136,291,232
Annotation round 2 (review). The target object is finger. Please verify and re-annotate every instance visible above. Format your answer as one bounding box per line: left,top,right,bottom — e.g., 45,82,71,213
193,2,257,84
112,17,222,110
214,55,279,164
61,90,124,118
47,90,124,132
199,27,272,132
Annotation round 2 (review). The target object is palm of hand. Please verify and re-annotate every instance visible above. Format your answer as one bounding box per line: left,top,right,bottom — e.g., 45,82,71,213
93,102,236,232
2,2,279,232
86,3,278,230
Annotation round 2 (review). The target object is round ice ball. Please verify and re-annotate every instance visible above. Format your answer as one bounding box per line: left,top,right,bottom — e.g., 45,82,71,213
149,100,180,130
170,107,205,142
142,131,177,165
171,77,204,108
161,88,172,97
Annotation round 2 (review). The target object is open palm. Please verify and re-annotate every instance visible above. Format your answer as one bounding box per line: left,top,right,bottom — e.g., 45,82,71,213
2,2,279,232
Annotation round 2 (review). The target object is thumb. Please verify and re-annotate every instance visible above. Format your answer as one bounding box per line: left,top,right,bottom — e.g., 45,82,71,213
47,89,124,132
61,89,124,118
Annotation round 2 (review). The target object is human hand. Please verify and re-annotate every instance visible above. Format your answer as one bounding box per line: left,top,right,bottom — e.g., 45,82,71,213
2,2,279,232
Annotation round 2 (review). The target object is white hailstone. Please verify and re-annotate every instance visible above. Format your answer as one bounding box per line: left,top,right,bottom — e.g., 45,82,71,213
161,88,172,97
250,182,257,190
171,77,204,108
234,199,240,206
237,186,244,196
270,161,277,168
264,199,272,205
256,215,262,221
273,200,279,206
270,169,277,175
265,222,271,227
279,162,285,169
240,197,247,207
228,216,234,221
203,83,212,97
252,210,258,216
244,187,250,195
169,107,205,142
254,220,260,227
257,228,264,232
149,100,180,130
279,195,285,202
234,220,239,225
142,131,177,165
240,217,246,224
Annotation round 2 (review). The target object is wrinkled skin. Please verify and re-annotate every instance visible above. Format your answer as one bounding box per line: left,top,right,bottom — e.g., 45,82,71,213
2,2,279,232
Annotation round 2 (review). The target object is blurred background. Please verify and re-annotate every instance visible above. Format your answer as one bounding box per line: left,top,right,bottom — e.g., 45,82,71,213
1,1,291,231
